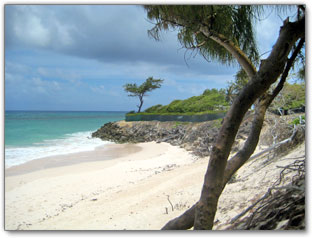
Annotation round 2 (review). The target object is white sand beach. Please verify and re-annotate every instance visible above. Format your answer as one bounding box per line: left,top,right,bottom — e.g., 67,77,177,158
5,141,305,230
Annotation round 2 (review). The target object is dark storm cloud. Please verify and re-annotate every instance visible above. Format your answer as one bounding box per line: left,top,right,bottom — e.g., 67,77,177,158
4,5,236,76
5,6,178,63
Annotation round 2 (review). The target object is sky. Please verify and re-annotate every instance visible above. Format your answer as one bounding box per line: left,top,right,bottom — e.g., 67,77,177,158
4,4,294,111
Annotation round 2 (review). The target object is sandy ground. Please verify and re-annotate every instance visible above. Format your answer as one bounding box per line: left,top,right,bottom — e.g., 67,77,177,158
5,141,305,230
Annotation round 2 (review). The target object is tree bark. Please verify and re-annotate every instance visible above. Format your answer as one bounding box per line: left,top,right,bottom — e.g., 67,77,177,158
200,27,257,79
137,95,144,113
162,34,305,230
162,99,267,229
161,203,197,230
193,17,304,230
161,17,304,230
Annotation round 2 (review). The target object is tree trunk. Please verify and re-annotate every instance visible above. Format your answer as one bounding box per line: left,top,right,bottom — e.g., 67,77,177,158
161,17,304,230
162,34,305,230
193,17,304,230
194,19,304,230
137,95,144,113
222,96,271,184
162,99,268,230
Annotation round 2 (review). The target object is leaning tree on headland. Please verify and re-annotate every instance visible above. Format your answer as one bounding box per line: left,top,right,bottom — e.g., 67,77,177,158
144,5,305,230
123,77,164,113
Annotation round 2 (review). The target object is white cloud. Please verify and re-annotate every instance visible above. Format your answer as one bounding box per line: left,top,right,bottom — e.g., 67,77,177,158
37,67,81,82
90,85,121,97
5,4,237,86
31,77,62,94
7,5,77,49
5,72,23,84
32,77,44,86
52,81,61,90
12,7,50,47
90,85,105,94
36,67,48,76
54,21,75,47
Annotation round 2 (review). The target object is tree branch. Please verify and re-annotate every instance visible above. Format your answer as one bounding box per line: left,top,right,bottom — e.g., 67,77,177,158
269,37,305,104
162,204,197,230
200,26,257,79
161,22,305,230
158,13,305,230
223,33,305,182
153,15,258,80
162,102,296,230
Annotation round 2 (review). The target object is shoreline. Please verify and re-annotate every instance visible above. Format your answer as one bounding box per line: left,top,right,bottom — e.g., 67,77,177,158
5,140,305,230
4,130,114,170
5,141,199,230
5,143,142,177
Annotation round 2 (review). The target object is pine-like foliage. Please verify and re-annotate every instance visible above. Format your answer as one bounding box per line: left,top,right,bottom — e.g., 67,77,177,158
123,77,163,97
144,5,261,65
123,77,164,113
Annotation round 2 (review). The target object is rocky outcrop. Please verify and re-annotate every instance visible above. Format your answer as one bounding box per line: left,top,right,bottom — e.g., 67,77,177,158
91,112,305,230
92,112,303,157
92,120,222,157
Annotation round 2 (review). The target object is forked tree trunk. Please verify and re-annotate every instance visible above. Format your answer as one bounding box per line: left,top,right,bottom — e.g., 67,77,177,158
162,97,270,230
193,17,304,230
162,17,304,230
225,37,305,184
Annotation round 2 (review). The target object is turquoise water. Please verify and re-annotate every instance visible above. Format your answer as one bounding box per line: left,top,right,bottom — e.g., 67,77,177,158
5,111,126,167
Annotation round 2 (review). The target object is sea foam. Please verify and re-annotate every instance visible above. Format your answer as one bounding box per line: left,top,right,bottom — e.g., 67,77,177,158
5,131,112,168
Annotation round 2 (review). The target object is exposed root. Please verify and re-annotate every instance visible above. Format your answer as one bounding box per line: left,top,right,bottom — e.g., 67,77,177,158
227,158,305,230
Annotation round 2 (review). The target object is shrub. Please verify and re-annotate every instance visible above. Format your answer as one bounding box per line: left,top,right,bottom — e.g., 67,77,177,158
138,87,229,114
291,116,305,125
144,104,163,113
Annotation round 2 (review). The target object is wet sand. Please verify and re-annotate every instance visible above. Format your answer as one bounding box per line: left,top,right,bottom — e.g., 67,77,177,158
6,143,142,177
4,141,305,230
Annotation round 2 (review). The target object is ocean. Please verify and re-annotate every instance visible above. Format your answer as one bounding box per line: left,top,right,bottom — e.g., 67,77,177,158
4,111,126,168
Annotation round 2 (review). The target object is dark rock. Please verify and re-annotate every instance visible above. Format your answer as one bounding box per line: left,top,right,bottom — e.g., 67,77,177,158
92,112,302,158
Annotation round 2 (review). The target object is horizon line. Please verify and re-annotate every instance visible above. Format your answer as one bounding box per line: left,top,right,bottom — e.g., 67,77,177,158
5,110,129,112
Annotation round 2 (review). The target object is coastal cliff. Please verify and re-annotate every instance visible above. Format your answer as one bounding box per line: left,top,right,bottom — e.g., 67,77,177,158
92,112,302,157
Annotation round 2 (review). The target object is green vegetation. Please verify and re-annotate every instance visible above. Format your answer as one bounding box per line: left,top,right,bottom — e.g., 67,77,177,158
123,77,164,113
143,5,305,230
144,5,260,66
226,68,305,110
271,82,305,110
211,117,223,128
144,104,163,113
127,80,305,117
226,68,249,104
126,110,225,117
291,115,305,125
141,88,229,115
